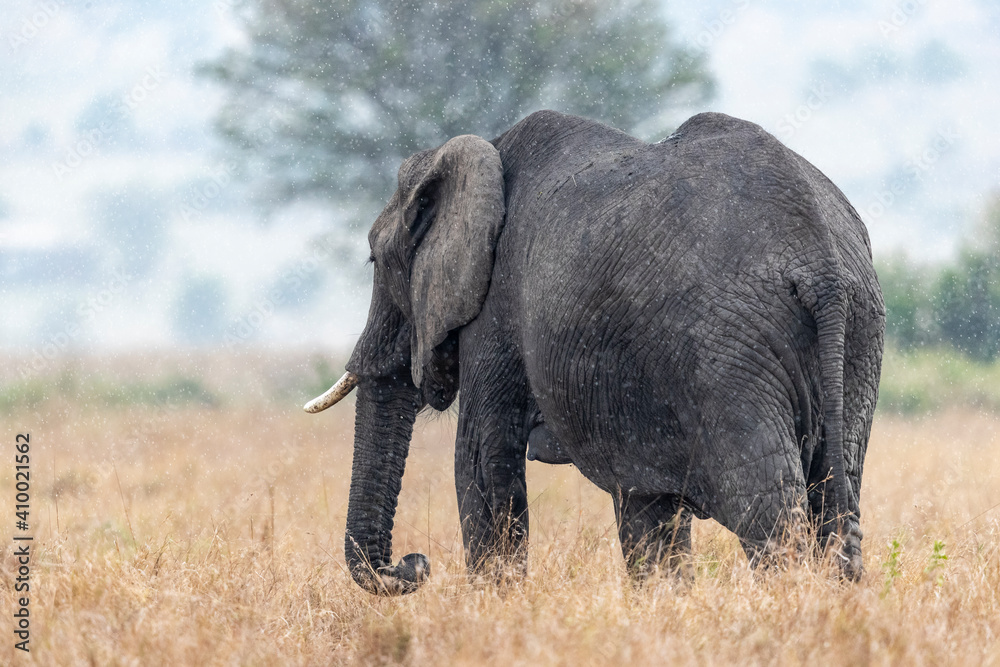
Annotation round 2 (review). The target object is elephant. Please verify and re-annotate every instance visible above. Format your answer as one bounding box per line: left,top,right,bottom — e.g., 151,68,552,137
305,110,885,596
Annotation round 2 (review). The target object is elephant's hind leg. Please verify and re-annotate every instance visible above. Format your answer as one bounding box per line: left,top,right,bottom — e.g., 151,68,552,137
736,499,813,574
709,416,811,573
613,492,693,581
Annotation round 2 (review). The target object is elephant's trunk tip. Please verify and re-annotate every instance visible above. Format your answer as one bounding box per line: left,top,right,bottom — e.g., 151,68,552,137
304,372,359,413
354,553,431,596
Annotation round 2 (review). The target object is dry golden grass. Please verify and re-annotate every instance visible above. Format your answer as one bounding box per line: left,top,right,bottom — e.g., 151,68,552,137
2,390,999,665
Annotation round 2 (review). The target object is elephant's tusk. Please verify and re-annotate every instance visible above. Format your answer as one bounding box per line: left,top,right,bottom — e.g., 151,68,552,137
303,372,359,413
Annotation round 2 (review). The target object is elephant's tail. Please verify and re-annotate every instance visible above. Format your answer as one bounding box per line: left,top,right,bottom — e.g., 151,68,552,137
799,272,866,580
816,289,850,522
795,273,851,525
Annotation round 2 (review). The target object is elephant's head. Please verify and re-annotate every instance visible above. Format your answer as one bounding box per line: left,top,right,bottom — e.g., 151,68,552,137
304,135,506,595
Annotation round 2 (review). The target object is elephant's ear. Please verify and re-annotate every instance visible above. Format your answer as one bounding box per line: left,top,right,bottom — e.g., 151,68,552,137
403,135,505,387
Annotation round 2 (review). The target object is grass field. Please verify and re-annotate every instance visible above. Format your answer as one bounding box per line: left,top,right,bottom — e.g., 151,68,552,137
1,353,999,665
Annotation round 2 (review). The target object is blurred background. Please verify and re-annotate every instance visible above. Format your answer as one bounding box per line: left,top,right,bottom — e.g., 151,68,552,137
2,0,1000,411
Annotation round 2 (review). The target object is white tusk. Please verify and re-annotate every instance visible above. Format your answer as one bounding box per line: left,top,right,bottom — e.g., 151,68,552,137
303,372,359,413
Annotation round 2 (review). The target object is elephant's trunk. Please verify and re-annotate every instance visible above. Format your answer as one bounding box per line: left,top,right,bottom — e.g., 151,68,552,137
344,377,429,595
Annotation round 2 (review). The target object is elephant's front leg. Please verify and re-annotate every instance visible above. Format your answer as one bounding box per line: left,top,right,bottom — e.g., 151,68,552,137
454,349,532,583
614,491,693,581
455,408,530,582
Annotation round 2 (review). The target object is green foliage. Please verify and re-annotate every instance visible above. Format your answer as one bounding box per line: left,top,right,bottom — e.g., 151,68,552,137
0,372,220,412
204,0,714,209
101,376,221,408
878,192,1000,363
936,251,1000,362
881,537,903,597
878,255,937,350
0,379,49,413
924,540,948,586
877,345,1000,414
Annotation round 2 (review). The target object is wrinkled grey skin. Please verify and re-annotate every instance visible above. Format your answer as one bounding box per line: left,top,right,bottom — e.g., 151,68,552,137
339,111,884,595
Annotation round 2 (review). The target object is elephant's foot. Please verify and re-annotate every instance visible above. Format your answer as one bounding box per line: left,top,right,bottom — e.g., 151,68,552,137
466,553,528,591
823,521,864,581
615,492,693,583
742,515,864,581
627,544,694,584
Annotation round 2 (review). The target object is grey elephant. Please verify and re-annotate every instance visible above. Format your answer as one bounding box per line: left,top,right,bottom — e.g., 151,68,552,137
305,110,885,595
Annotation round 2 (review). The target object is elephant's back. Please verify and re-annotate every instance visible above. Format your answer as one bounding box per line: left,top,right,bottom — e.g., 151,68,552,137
501,113,878,494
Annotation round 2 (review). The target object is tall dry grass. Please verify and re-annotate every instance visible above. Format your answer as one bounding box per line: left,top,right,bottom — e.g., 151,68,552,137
1,387,999,664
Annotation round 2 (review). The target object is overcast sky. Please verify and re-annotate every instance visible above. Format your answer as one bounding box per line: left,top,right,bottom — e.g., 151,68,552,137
668,0,1000,256
1,0,998,353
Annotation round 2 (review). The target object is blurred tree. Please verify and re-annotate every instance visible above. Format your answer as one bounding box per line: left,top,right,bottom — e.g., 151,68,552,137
934,254,1000,361
934,196,1000,361
880,194,1000,361
877,255,937,350
203,0,713,212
